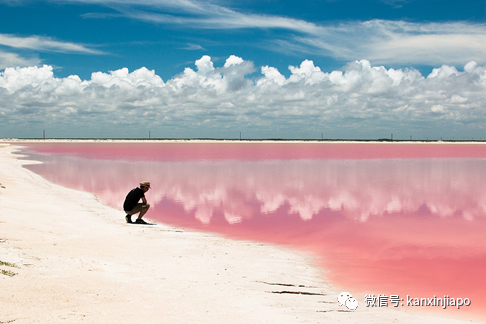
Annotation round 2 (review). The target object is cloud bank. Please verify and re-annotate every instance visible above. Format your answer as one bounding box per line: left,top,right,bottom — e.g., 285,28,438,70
1,55,485,138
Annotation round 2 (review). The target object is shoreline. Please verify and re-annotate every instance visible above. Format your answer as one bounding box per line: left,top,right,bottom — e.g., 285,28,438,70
0,143,482,323
2,138,486,145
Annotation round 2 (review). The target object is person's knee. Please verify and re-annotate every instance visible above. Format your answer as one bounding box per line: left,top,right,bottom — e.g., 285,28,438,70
144,203,150,210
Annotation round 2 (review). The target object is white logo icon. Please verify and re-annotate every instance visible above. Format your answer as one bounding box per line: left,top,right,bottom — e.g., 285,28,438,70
345,297,359,310
338,292,359,310
338,292,352,306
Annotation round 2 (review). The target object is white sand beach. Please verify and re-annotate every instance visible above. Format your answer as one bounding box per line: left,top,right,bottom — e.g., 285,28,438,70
0,142,482,323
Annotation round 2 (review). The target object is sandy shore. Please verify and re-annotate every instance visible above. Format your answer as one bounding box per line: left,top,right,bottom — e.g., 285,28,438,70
0,143,481,323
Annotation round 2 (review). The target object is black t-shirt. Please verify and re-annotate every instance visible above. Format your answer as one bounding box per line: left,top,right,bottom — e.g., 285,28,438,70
123,187,145,211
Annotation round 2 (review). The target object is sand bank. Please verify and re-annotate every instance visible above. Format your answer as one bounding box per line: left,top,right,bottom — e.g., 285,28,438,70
0,143,481,323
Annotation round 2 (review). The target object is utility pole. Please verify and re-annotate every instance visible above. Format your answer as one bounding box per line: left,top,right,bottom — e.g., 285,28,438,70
43,130,45,139
239,132,241,140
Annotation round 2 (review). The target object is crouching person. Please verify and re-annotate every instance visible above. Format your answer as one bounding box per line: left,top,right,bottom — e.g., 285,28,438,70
123,181,151,224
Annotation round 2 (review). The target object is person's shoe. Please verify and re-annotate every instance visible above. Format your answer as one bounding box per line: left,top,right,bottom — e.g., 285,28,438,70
125,215,132,223
135,218,148,224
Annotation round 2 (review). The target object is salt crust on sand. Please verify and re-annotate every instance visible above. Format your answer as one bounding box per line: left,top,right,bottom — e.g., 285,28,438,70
0,142,481,323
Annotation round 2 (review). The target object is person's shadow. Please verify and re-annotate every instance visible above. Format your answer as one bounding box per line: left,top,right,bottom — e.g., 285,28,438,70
130,221,156,226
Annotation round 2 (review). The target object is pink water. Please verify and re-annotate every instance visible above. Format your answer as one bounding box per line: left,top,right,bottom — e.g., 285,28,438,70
19,142,486,319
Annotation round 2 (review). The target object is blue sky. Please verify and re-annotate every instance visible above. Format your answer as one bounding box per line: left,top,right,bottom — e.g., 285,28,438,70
0,0,485,139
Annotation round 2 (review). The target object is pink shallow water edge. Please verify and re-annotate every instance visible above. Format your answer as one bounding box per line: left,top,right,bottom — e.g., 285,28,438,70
20,142,486,319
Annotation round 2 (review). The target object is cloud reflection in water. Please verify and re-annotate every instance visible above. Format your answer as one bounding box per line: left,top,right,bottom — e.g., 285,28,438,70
24,147,486,317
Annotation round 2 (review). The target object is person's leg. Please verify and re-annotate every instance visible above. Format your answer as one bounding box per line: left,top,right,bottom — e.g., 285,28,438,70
137,204,150,220
125,204,144,223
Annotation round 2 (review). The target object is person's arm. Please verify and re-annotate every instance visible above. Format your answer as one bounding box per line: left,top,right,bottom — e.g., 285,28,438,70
142,196,148,205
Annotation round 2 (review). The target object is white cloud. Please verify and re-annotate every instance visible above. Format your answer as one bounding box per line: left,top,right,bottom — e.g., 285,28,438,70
183,43,205,51
291,20,486,66
224,55,244,68
0,50,41,69
74,0,322,33
257,66,286,86
380,0,410,8
0,56,485,138
168,55,254,95
7,1,485,67
0,33,104,70
69,0,486,66
0,33,103,54
0,64,57,93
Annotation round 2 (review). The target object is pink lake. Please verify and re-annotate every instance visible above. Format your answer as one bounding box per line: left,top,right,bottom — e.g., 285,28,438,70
19,142,486,320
